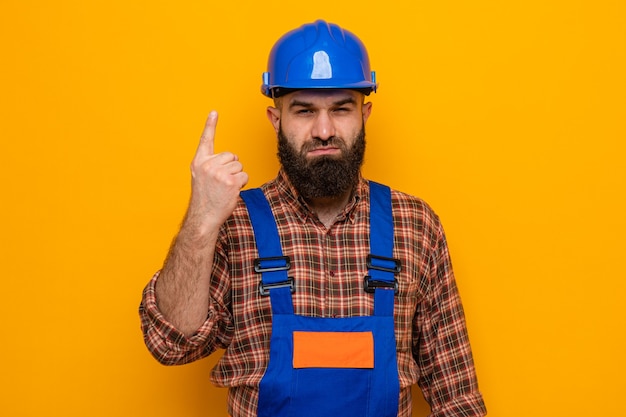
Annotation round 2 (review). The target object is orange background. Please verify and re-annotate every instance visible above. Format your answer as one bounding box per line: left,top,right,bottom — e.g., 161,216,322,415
1,1,625,416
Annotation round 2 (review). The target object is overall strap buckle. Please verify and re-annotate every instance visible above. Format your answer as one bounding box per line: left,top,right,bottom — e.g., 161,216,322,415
258,277,295,296
254,256,295,296
254,256,292,273
363,276,399,294
366,254,401,273
364,254,401,294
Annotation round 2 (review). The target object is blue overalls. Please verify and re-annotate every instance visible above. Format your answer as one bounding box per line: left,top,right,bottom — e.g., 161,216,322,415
240,182,400,417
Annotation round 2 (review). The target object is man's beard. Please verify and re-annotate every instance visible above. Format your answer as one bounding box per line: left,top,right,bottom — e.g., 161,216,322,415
277,125,366,200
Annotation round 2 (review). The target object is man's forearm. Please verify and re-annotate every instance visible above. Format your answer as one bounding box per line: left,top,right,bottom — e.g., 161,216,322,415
155,222,220,337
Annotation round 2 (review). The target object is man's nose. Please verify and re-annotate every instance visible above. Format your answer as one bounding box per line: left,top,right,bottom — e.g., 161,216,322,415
311,112,336,141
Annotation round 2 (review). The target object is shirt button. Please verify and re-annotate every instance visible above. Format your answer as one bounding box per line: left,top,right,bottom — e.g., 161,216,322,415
329,271,335,277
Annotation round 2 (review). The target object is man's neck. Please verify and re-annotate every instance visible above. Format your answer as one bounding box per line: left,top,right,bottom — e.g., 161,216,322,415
306,191,353,229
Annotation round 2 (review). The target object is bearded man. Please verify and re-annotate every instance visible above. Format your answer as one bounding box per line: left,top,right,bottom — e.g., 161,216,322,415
140,20,486,417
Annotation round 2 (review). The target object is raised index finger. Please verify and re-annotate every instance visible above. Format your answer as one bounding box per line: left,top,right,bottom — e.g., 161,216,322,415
198,110,218,156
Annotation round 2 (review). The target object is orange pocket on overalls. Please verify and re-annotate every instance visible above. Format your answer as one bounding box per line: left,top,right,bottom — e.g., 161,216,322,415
292,331,374,369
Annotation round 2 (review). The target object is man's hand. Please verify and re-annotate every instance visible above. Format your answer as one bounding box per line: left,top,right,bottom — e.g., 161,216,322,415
187,111,249,232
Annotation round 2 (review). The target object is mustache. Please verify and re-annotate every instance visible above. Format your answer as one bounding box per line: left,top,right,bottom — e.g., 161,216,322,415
300,137,347,153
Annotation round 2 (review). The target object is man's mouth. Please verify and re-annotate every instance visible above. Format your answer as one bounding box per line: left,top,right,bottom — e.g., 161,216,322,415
307,147,341,157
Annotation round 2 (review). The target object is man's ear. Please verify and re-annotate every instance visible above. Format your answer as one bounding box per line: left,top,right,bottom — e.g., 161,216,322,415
362,101,373,124
266,106,281,133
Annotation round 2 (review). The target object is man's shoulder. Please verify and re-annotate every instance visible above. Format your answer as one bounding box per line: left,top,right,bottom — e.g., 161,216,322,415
369,181,439,220
366,182,445,247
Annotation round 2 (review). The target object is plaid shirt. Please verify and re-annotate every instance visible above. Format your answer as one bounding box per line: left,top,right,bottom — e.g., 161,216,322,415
140,170,486,417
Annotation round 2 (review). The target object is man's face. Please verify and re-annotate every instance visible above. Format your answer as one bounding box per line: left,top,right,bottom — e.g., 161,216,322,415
267,89,373,199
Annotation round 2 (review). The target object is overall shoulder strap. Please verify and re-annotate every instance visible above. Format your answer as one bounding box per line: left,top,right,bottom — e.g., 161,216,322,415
240,188,294,315
367,182,399,317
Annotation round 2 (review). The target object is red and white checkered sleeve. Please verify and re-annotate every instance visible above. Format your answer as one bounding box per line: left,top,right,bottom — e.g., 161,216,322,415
138,270,231,366
414,219,487,416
